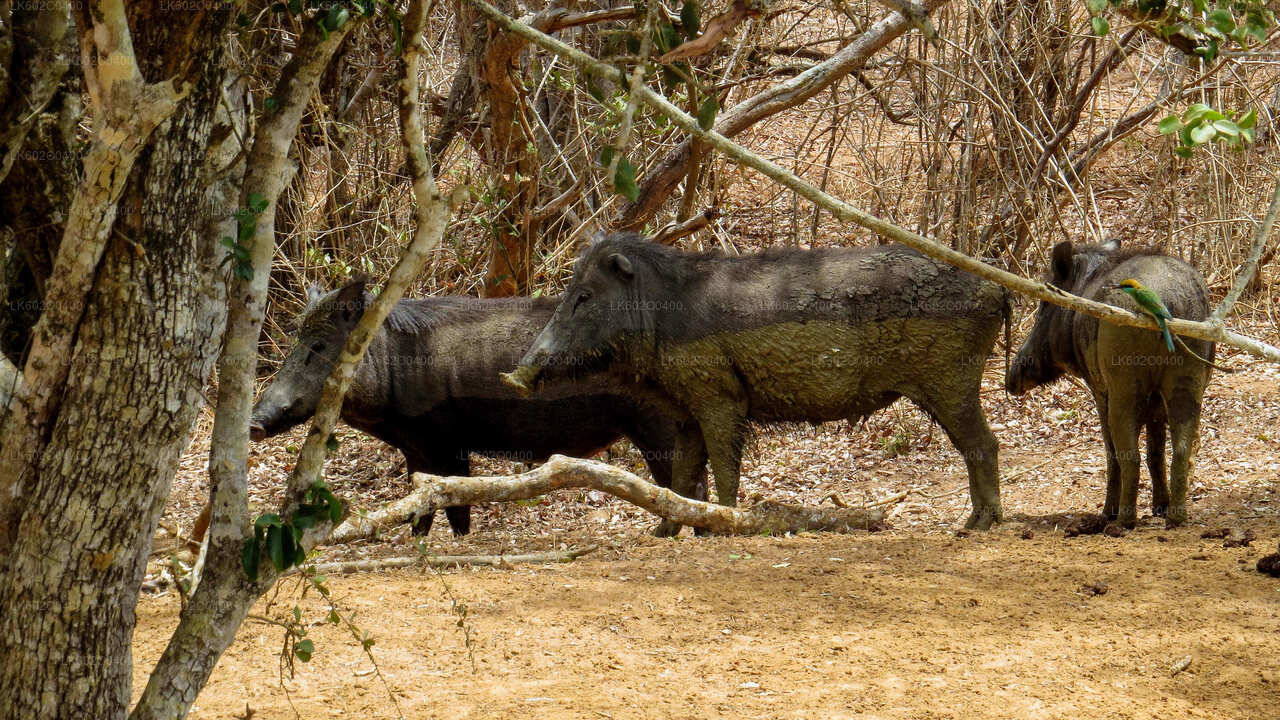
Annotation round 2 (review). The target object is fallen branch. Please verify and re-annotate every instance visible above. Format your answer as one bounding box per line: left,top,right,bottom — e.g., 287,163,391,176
297,545,598,575
329,455,886,543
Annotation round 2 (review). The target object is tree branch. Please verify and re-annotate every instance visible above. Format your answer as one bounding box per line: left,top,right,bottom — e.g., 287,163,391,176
329,456,886,543
1212,172,1280,322
467,0,1280,364
616,0,955,230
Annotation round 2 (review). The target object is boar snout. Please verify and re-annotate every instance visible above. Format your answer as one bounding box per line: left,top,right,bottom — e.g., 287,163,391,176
249,423,267,442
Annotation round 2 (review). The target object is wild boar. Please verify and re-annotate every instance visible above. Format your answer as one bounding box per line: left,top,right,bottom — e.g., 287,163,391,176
504,233,1009,530
1006,239,1214,528
251,280,704,536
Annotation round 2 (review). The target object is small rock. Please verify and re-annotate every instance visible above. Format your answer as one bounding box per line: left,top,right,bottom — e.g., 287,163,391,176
1258,554,1280,577
1156,535,1169,543
1170,655,1193,677
1201,528,1230,539
1081,581,1109,596
1020,529,1034,540
954,530,971,539
1222,528,1256,548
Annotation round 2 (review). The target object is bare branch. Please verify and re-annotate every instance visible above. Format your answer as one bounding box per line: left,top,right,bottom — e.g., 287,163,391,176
617,0,956,229
1212,173,1280,322
650,208,718,245
658,0,757,64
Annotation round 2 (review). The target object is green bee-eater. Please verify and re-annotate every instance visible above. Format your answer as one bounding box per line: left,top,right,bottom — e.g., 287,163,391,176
1112,278,1174,352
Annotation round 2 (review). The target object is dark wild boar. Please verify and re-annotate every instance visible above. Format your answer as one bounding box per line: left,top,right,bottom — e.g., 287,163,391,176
504,233,1010,530
251,280,704,536
1006,239,1214,528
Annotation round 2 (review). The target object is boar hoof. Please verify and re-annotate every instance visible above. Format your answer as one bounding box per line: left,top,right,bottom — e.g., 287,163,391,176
1151,503,1168,518
1114,511,1138,529
963,507,1001,531
411,512,435,536
653,520,683,538
1164,505,1187,528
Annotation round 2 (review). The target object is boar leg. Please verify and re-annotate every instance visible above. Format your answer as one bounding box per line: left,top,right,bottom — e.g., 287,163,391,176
695,402,748,512
648,424,709,538
1106,389,1142,528
1091,391,1122,519
409,453,472,536
1146,418,1168,517
1163,379,1204,528
918,394,1002,530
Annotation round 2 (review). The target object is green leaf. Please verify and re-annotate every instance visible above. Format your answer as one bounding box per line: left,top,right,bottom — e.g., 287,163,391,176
236,13,252,27
293,606,303,622
659,23,681,54
293,512,316,531
1207,9,1234,33
613,158,640,202
1157,114,1181,135
247,192,268,214
255,513,284,529
1085,0,1106,13
1212,119,1240,138
1241,127,1255,144
329,497,344,524
1091,15,1110,36
1183,103,1213,124
242,537,261,580
287,0,301,14
294,639,314,662
598,146,614,169
325,434,339,452
267,525,286,570
327,610,341,624
354,0,372,15
1190,121,1217,145
324,5,349,31
1237,108,1257,130
1173,145,1193,159
264,96,281,114
681,1,701,36
697,97,718,131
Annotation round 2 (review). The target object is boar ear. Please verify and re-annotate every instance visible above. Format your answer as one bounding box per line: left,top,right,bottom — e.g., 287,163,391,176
1050,241,1074,283
608,253,634,280
587,228,607,245
305,285,324,305
1101,237,1121,251
334,277,368,324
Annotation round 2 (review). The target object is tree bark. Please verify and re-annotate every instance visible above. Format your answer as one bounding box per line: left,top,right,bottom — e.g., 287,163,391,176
0,1,234,717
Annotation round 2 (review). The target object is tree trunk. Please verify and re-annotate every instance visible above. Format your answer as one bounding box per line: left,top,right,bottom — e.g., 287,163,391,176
0,3,233,717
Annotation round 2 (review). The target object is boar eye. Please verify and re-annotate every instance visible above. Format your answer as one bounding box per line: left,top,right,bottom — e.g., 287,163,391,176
572,290,591,314
313,342,326,353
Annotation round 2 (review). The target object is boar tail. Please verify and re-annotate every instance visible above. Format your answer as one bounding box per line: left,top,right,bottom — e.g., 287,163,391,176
1172,334,1237,374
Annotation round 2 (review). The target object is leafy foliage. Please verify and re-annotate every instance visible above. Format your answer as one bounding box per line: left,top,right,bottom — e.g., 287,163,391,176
1159,104,1257,157
242,480,345,581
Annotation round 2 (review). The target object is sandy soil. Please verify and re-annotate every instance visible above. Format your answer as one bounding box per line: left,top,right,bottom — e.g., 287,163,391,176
132,333,1280,719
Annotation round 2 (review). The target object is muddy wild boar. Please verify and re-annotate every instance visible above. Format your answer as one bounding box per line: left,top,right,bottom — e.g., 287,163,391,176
1006,239,1214,528
251,280,705,536
503,233,1010,530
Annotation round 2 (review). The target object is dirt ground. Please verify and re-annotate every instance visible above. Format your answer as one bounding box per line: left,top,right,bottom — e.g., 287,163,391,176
131,324,1280,720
